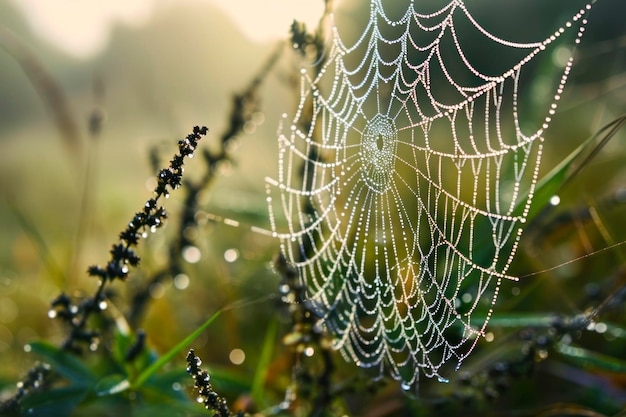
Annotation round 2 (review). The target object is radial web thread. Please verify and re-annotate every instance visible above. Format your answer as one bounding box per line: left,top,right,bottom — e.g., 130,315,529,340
265,0,592,387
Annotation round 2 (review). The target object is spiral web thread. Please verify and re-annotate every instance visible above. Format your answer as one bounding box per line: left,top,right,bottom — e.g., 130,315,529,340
263,0,592,387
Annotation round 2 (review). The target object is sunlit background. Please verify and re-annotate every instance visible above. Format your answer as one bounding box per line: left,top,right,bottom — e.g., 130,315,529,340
0,0,349,399
0,0,331,381
9,0,325,57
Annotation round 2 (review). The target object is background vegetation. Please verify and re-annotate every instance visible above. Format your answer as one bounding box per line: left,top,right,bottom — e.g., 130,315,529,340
0,0,625,415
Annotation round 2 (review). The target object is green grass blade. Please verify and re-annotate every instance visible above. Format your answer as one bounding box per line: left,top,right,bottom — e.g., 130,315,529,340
95,375,130,397
20,385,89,417
6,200,65,286
555,342,626,372
521,114,626,223
131,309,222,390
250,317,278,407
470,313,556,328
27,341,96,385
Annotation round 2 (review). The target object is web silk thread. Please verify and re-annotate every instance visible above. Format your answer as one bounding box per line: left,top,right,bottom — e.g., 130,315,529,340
266,1,593,388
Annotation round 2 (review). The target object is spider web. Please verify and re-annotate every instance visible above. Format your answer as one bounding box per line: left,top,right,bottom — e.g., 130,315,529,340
264,0,592,387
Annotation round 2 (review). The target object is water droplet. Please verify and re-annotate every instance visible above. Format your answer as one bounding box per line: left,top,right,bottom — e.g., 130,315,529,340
174,274,190,290
400,382,412,391
182,246,201,263
229,348,245,365
549,195,560,206
224,248,239,263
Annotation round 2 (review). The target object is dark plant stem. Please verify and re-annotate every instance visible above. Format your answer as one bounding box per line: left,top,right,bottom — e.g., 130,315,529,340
0,27,82,159
186,349,246,417
68,81,105,287
1,126,207,411
274,254,336,417
128,45,284,327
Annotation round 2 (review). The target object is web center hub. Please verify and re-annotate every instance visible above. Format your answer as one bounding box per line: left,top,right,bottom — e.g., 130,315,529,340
360,114,398,193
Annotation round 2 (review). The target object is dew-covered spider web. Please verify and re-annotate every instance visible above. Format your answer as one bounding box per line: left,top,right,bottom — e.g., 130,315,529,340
263,0,592,387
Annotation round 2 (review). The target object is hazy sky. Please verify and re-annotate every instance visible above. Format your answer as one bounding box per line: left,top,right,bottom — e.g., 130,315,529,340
9,0,325,58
